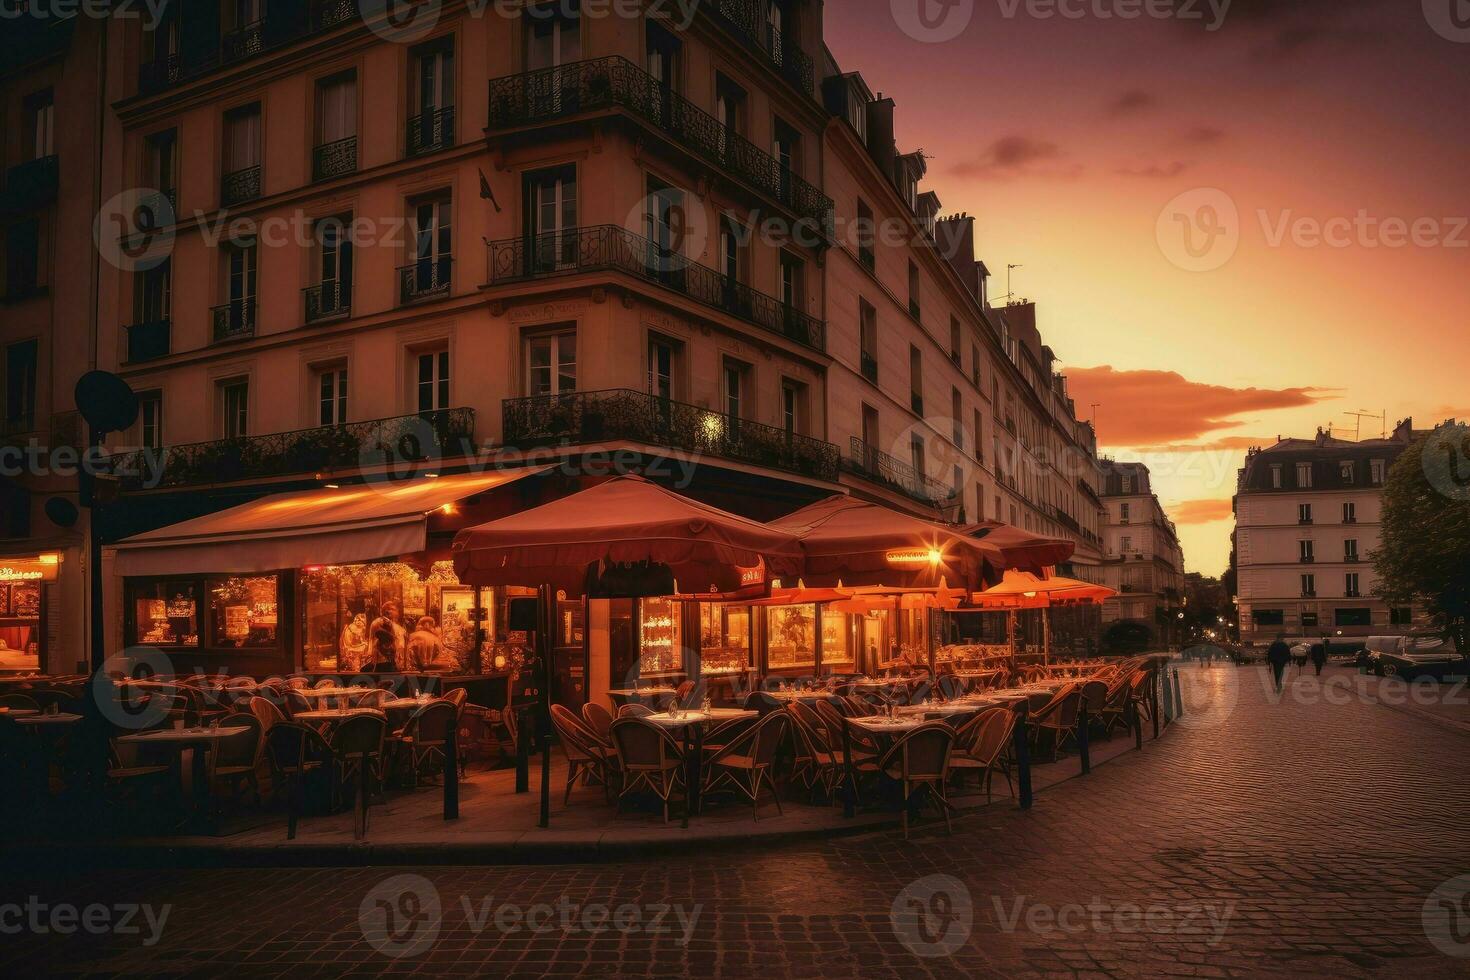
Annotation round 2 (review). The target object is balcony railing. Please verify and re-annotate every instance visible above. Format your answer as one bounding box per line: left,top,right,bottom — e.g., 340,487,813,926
316,0,355,28
124,319,171,363
703,0,816,96
222,20,266,63
399,258,452,303
1,155,60,213
502,389,839,484
486,57,832,229
221,165,261,206
108,408,476,490
211,297,255,343
407,107,455,155
304,281,350,323
312,136,357,181
486,226,825,352
843,436,959,510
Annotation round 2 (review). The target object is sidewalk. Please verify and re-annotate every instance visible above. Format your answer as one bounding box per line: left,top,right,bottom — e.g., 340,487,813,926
5,716,1158,868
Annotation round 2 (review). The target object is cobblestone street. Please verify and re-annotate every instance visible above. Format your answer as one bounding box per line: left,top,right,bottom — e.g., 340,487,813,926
6,663,1470,978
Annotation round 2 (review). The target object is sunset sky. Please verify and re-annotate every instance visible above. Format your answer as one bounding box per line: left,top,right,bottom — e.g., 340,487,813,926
827,0,1470,576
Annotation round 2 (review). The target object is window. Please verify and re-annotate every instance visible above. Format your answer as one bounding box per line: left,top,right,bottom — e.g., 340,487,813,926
1301,611,1319,628
859,299,878,382
765,604,815,671
648,336,677,400
715,74,745,139
1299,539,1314,563
910,434,925,479
718,214,745,285
409,38,455,152
772,117,800,185
1390,607,1413,626
220,238,257,337
207,575,281,649
135,259,172,327
856,199,875,271
1370,459,1386,484
699,603,750,676
4,218,41,297
1344,539,1358,561
638,595,681,674
524,332,574,398
145,129,178,198
1344,572,1360,597
408,196,452,296
1296,461,1313,487
1334,607,1371,627
861,403,879,454
417,349,450,411
5,339,39,431
1270,464,1282,488
779,252,804,311
645,21,681,90
222,102,261,185
909,345,923,415
1121,476,1133,494
972,408,983,459
316,366,348,426
1300,573,1315,597
525,165,577,271
525,0,581,69
138,390,163,450
1342,502,1356,524
907,261,920,318
1254,608,1285,626
314,71,357,178
723,360,747,419
220,378,249,439
974,483,985,521
845,77,867,139
781,379,805,436
1120,535,1132,554
971,343,981,387
1339,460,1354,484
951,388,963,446
1298,503,1312,524
949,317,961,362
128,580,199,647
26,89,54,159
310,216,353,319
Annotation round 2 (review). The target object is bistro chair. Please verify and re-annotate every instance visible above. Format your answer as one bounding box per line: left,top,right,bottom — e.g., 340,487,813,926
443,688,468,709
742,691,782,716
948,708,1015,801
608,717,687,824
265,722,333,840
209,712,263,806
284,689,313,719
330,714,387,839
617,703,654,719
312,678,340,689
1099,675,1134,737
392,700,457,786
702,712,789,821
501,703,523,762
248,695,287,735
1031,684,1083,762
844,695,876,717
352,688,392,709
1079,680,1109,735
0,693,39,711
877,722,956,839
673,680,697,708
580,702,615,745
550,704,614,804
1126,669,1154,727
28,688,83,715
701,714,755,757
785,704,842,803
936,674,965,701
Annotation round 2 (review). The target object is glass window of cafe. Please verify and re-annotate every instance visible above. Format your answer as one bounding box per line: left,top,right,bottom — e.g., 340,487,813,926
638,596,681,676
0,574,46,672
765,604,816,672
126,575,276,652
699,603,751,676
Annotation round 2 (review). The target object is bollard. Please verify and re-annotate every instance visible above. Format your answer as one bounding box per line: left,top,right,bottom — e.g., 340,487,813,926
444,719,459,820
1013,707,1033,809
1173,668,1184,719
1131,694,1143,750
1151,670,1161,740
515,706,529,794
1161,666,1175,725
1077,703,1091,775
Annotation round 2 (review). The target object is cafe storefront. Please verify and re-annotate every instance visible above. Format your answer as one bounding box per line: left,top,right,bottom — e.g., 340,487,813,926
0,553,60,675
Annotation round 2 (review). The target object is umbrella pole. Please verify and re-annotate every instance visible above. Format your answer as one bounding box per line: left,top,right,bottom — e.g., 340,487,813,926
1043,608,1051,666
538,583,553,829
1007,609,1017,673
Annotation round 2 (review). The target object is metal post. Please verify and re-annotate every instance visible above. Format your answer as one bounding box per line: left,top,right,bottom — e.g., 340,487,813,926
1077,703,1090,775
538,585,553,829
443,720,459,820
514,706,529,793
1161,666,1174,725
1131,693,1143,750
1173,668,1184,718
1151,669,1161,740
1013,706,1033,809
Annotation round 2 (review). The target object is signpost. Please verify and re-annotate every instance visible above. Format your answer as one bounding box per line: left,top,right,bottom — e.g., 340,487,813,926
74,371,138,671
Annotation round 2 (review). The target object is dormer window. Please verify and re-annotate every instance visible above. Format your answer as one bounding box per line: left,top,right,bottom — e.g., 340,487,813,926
846,79,867,139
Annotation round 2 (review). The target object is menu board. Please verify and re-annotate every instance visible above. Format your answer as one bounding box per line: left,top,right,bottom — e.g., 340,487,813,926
10,583,40,618
0,583,9,615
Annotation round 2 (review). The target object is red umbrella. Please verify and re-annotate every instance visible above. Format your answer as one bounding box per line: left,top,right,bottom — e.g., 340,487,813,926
770,495,995,591
451,475,803,597
958,521,1074,574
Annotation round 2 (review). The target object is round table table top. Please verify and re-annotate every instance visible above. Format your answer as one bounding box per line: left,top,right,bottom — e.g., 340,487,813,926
849,715,925,733
11,712,83,726
117,725,249,743
894,702,984,717
643,708,757,728
294,687,368,699
606,687,677,697
294,708,385,722
0,706,39,717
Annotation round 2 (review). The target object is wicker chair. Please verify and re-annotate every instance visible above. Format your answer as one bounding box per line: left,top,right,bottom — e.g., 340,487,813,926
609,718,687,823
878,722,956,839
210,712,263,805
702,712,789,821
785,704,842,803
392,700,457,786
331,714,387,838
580,702,615,745
1031,684,1083,762
550,703,614,804
265,722,332,839
618,703,654,719
948,707,1015,801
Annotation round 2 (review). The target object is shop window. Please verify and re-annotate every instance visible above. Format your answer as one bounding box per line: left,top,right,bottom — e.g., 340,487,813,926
699,603,750,676
129,580,200,647
820,607,852,671
0,577,44,669
639,596,681,675
207,575,280,649
766,604,816,671
1253,609,1284,627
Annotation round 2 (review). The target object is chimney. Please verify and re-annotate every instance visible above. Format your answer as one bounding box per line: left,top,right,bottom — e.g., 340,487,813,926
1393,417,1413,441
933,213,978,293
866,95,896,182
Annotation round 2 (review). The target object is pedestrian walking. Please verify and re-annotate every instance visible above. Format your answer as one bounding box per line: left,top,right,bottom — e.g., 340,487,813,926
1267,634,1291,693
1310,641,1328,676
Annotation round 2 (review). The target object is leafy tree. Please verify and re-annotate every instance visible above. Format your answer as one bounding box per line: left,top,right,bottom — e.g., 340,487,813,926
1373,422,1470,653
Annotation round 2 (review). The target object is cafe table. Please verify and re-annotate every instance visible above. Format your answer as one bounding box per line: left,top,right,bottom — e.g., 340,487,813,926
116,725,249,831
0,706,39,718
894,702,984,719
5,711,84,806
294,707,385,725
642,709,758,827
606,687,677,709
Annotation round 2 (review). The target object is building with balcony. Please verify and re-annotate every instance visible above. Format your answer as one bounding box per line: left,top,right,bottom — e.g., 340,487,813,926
1097,460,1186,645
0,17,106,676
1232,420,1428,645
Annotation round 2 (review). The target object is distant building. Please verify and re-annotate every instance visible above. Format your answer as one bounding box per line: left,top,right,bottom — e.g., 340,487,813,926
1097,460,1186,645
1232,419,1428,645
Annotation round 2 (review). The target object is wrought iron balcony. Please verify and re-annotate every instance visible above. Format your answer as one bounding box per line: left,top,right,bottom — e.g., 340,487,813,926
222,20,266,63
107,408,477,490
503,388,839,484
843,436,959,510
124,319,171,363
486,226,825,352
211,297,255,343
312,136,357,181
316,0,355,28
703,0,816,96
1,155,59,213
399,257,452,303
486,57,832,229
221,165,261,206
407,107,455,155
304,281,350,323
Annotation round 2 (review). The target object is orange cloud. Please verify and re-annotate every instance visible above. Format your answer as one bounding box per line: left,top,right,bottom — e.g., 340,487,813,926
1168,499,1235,525
1065,365,1332,447
1130,435,1274,454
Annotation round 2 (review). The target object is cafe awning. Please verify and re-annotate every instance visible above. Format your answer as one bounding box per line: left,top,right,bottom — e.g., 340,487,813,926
970,570,1117,610
958,521,1075,574
114,468,551,577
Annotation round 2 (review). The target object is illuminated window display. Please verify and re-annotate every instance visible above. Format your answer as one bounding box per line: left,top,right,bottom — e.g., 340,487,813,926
821,607,852,670
765,604,816,671
699,603,751,675
208,575,280,649
0,579,44,669
128,580,200,647
639,596,682,675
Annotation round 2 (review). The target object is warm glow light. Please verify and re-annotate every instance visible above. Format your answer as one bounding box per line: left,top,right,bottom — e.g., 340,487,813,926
439,503,456,515
886,548,944,567
38,553,60,565
701,413,724,440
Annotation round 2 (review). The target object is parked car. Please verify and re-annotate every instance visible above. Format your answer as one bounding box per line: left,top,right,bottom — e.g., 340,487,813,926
1363,634,1466,680
1288,638,1366,662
